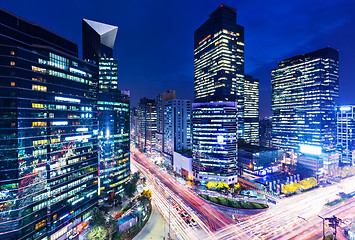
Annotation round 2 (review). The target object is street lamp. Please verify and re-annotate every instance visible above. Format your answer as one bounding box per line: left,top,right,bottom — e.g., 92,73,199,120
137,207,143,230
168,196,171,239
318,215,325,240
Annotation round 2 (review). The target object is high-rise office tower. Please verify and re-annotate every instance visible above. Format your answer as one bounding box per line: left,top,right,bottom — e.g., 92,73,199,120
155,90,175,156
163,99,192,166
0,8,98,239
194,4,245,137
137,98,157,153
192,102,238,184
192,4,241,183
271,47,339,153
244,75,259,144
82,19,130,198
336,105,355,166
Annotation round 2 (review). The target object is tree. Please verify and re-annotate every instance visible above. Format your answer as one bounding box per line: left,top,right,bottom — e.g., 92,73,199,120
106,215,118,240
206,181,217,190
87,226,108,240
89,207,106,228
123,179,138,198
138,189,152,206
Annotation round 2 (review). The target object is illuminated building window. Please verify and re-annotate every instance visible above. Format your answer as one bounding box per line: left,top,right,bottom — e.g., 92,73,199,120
32,103,46,109
10,51,15,55
32,121,47,127
11,82,15,86
32,84,47,92
10,61,15,66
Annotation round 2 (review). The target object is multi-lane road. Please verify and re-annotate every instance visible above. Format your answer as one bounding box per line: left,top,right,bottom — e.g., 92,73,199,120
131,146,355,239
131,148,233,231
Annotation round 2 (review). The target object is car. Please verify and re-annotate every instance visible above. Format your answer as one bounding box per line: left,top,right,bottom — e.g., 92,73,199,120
185,219,191,225
191,218,197,226
182,212,188,218
180,213,185,218
344,219,352,225
69,233,79,239
175,207,180,211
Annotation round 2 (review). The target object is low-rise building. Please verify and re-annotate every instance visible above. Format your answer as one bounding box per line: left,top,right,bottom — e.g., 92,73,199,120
238,143,282,175
117,214,137,232
173,150,193,180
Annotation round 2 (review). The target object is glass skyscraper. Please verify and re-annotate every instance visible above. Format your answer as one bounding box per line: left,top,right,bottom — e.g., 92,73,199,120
271,47,339,153
82,19,130,198
244,75,259,144
163,99,192,166
136,98,157,153
192,102,238,184
0,8,98,240
194,4,245,137
336,105,355,166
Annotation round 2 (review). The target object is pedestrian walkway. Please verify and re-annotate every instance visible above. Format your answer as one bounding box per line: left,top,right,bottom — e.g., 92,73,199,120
133,203,177,240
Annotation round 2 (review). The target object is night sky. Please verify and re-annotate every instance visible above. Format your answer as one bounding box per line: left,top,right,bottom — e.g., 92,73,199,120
3,0,355,118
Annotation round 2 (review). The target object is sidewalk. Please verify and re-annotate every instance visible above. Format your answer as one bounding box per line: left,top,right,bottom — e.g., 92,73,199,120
133,202,177,240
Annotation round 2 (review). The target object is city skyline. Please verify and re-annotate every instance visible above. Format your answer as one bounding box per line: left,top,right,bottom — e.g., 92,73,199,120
2,0,355,118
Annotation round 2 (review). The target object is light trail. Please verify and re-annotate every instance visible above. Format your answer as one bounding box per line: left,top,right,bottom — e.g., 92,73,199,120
132,146,355,240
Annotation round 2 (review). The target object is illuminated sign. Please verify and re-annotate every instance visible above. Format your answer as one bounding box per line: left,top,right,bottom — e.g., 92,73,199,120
340,106,351,111
217,135,225,144
69,67,87,76
300,145,322,155
55,96,81,103
76,128,88,132
65,135,92,141
52,121,68,126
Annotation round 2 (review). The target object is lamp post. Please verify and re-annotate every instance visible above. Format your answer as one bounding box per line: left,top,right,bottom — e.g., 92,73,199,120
318,215,325,240
168,196,171,239
137,207,142,230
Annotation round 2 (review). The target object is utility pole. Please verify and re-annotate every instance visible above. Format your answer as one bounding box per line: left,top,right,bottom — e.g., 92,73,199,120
318,215,325,240
325,215,341,240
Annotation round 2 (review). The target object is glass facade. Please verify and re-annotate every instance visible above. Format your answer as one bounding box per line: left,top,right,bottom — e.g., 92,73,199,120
155,90,175,156
97,90,130,198
163,99,192,166
244,75,259,144
271,47,339,153
336,106,355,166
136,98,157,153
194,4,245,137
82,18,131,200
192,102,238,184
0,9,98,240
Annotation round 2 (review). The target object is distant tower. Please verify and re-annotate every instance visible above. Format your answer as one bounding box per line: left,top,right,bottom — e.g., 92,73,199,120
244,75,259,144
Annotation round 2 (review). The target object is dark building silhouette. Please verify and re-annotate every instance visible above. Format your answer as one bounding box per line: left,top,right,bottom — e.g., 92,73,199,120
82,19,118,63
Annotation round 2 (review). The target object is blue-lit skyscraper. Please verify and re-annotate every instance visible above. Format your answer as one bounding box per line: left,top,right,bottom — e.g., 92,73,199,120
83,19,130,198
163,99,192,166
271,47,339,153
0,8,98,239
336,105,355,166
244,75,259,144
192,102,238,184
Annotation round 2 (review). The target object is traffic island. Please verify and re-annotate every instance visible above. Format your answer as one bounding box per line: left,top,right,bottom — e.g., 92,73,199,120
199,194,269,209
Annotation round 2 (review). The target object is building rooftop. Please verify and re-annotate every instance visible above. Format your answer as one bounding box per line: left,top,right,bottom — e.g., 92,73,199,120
117,214,135,225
